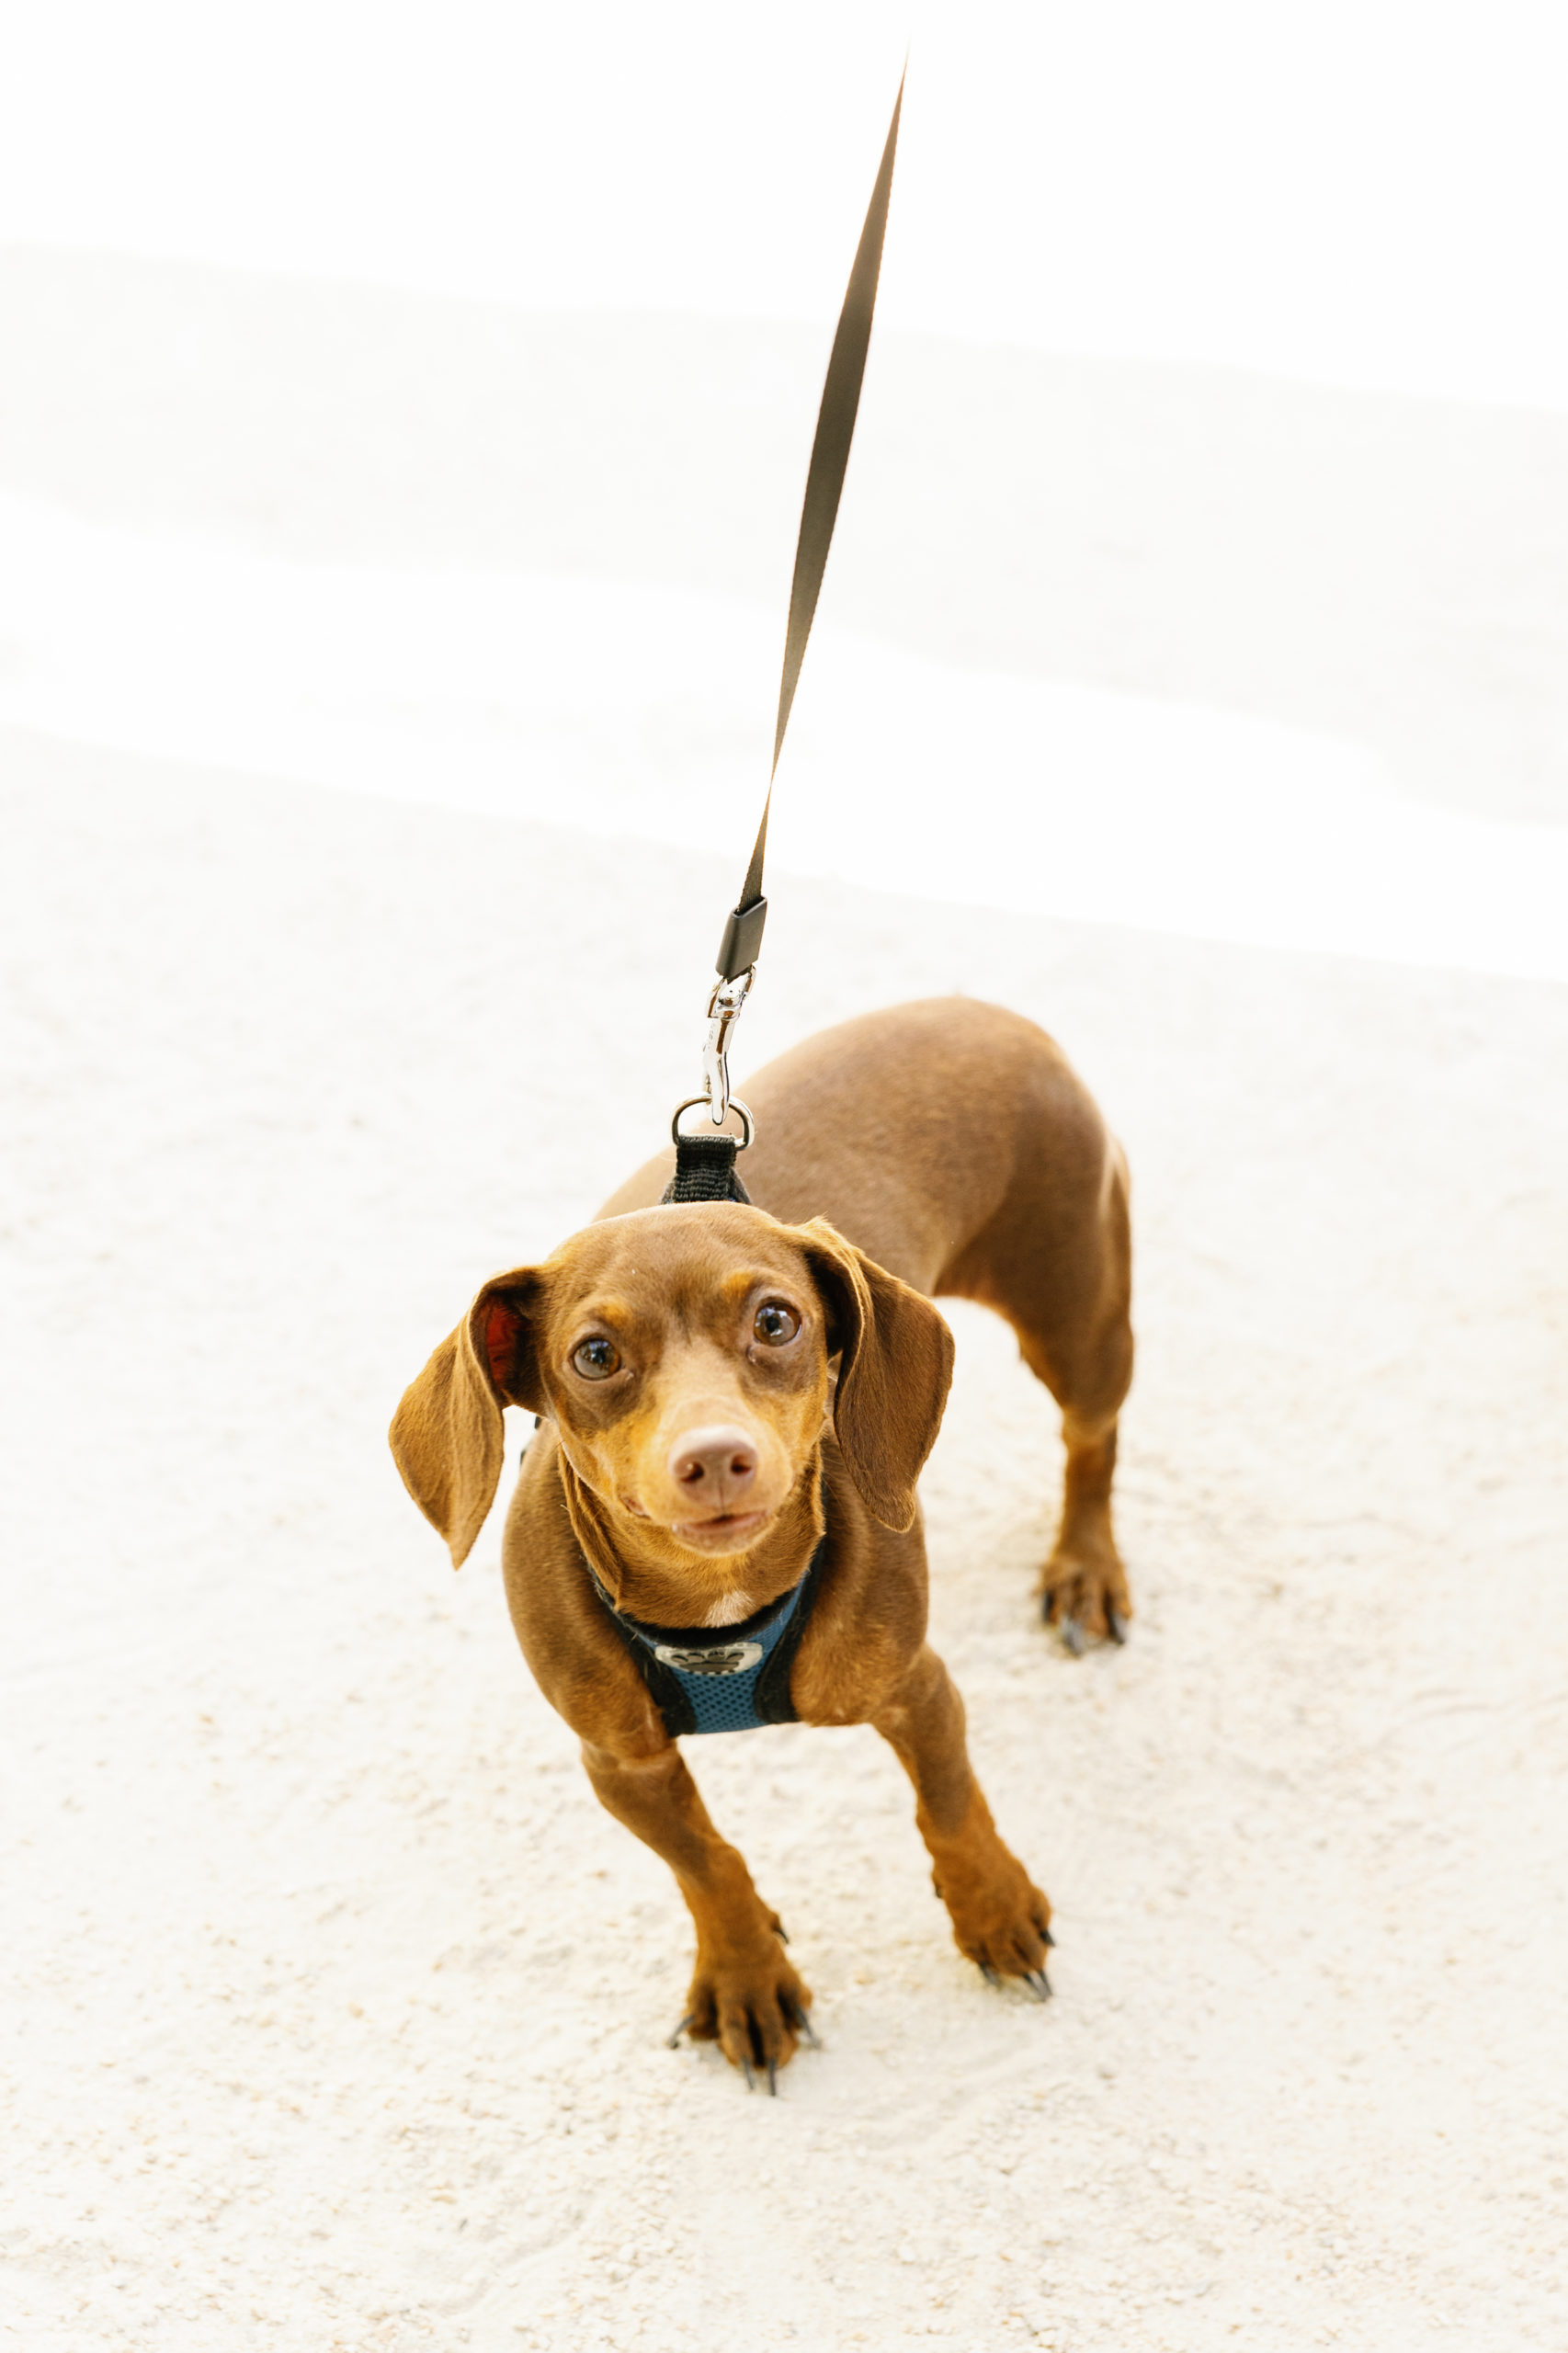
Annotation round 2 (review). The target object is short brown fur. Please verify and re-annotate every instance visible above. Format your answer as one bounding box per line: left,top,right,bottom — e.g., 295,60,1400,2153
391,998,1132,2075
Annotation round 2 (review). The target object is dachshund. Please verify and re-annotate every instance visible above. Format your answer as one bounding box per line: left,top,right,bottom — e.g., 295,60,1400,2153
391,997,1132,2085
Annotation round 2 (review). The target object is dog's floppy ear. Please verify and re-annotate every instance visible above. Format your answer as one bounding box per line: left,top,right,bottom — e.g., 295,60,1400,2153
795,1219,955,1532
389,1269,547,1569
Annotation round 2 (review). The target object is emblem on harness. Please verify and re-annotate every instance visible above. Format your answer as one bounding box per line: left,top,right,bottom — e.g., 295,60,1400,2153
653,1640,764,1677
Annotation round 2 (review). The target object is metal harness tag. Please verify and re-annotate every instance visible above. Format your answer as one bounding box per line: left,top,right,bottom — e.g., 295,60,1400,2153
653,1638,764,1677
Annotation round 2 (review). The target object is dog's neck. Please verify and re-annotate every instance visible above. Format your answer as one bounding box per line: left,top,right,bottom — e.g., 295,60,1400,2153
556,1449,826,1630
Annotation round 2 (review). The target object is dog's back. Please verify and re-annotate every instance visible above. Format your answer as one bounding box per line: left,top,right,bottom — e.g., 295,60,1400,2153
601,996,1117,1299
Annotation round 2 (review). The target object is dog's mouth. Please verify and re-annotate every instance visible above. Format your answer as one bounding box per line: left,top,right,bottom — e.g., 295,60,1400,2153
668,1507,771,1554
618,1492,775,1554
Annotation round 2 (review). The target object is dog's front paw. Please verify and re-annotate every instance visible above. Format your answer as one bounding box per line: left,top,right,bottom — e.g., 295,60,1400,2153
936,1847,1054,1993
671,1930,815,2088
1040,1542,1131,1652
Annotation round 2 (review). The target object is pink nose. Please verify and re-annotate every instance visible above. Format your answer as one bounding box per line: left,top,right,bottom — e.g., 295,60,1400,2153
667,1426,759,1511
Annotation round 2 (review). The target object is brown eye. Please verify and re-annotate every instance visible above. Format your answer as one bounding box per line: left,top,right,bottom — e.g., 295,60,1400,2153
754,1301,801,1347
571,1336,620,1381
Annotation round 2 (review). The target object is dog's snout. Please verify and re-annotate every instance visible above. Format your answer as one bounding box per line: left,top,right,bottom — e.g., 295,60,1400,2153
667,1426,759,1510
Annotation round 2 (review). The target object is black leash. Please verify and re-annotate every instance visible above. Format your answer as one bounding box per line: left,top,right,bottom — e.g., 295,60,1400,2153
717,72,905,991
667,71,904,1201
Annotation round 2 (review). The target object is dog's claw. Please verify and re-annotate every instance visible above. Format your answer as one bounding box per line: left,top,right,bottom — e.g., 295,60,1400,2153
741,2059,756,2093
1043,1926,1056,1948
1059,1615,1086,1657
767,2060,778,2097
981,1963,1002,1987
666,2011,698,2049
1023,1969,1053,2002
786,1997,822,2050
774,1922,790,1946
1107,1608,1130,1645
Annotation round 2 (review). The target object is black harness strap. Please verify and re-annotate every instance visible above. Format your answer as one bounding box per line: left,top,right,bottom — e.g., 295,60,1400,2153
662,1131,752,1205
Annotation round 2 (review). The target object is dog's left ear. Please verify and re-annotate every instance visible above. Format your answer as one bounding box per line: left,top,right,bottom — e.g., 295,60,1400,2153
389,1268,548,1569
794,1219,955,1532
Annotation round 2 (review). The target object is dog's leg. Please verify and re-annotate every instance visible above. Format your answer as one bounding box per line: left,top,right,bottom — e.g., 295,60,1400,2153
1009,1149,1135,1649
872,1645,1053,1991
1040,1408,1131,1649
994,1326,1131,1649
944,1120,1134,1647
580,1740,812,2083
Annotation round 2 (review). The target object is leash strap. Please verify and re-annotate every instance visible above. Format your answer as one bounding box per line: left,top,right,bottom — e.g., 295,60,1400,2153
713,72,905,987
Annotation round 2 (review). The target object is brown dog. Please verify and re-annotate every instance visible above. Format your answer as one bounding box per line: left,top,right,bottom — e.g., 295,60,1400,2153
391,997,1132,2082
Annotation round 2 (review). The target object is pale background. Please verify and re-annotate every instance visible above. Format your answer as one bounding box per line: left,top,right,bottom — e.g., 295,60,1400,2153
4,5,1566,2348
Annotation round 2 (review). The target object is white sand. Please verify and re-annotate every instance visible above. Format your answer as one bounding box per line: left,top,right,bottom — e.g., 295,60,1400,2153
3,252,1567,2350
5,726,1566,2351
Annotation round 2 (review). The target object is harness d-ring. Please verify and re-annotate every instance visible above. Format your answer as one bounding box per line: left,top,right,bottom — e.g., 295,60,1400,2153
671,1096,755,1151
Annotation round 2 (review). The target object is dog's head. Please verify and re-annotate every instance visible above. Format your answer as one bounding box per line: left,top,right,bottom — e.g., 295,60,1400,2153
390,1204,955,1574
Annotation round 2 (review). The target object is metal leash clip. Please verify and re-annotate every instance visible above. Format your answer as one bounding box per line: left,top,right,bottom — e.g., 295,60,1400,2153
670,965,756,1147
701,967,752,1126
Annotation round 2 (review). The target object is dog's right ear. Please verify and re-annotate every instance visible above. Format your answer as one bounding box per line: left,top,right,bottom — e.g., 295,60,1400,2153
389,1269,547,1569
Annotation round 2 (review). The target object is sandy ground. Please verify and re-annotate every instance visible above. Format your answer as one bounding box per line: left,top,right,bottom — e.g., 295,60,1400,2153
5,722,1566,2352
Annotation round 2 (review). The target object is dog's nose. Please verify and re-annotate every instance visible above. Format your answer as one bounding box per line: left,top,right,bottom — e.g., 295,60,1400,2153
667,1426,759,1511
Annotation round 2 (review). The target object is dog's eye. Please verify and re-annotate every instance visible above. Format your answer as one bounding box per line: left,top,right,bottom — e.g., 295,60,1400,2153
753,1301,801,1347
571,1336,620,1381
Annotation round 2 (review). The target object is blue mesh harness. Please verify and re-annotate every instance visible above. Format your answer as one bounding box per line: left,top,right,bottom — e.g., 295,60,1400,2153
585,1538,828,1738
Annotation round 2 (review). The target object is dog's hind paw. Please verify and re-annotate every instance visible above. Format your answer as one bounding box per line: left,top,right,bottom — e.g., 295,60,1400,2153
1040,1548,1132,1652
